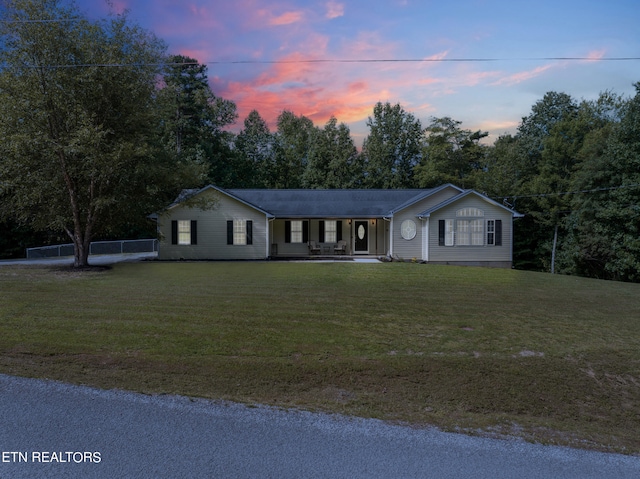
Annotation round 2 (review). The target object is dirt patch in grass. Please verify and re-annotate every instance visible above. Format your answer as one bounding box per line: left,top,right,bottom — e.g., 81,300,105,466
50,264,112,276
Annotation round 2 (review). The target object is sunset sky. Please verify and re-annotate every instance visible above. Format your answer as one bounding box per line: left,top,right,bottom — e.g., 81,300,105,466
78,0,639,145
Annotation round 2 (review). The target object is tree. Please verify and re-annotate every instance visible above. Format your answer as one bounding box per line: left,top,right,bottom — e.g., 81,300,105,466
415,117,488,189
361,102,423,188
517,91,578,176
477,134,523,197
234,110,276,188
568,85,640,281
302,117,361,188
0,0,203,267
504,92,578,272
157,55,238,187
271,111,317,188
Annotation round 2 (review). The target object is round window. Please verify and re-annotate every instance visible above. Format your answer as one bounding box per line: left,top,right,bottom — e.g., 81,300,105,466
401,219,416,240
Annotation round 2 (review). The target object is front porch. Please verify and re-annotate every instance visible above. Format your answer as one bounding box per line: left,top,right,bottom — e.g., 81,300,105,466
267,218,388,259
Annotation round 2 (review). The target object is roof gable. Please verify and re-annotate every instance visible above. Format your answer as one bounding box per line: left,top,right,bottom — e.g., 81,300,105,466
417,190,524,218
167,185,273,217
388,184,463,214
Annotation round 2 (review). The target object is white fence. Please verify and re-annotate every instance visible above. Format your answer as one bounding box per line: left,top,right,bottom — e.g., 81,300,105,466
26,239,158,259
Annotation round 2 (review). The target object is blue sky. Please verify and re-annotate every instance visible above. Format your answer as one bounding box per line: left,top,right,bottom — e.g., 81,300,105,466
78,0,640,145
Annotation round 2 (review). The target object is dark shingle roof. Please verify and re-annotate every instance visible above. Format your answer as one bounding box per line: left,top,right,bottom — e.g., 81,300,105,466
225,188,438,218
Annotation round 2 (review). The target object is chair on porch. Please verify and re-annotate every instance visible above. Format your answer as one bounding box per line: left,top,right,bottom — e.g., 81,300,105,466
308,241,321,255
334,240,347,255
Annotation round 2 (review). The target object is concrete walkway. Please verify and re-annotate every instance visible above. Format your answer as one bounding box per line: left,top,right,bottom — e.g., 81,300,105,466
0,253,383,266
0,252,157,266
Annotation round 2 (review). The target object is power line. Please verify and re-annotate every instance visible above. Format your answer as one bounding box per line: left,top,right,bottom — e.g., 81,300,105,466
496,183,640,205
0,19,81,23
207,57,640,65
2,57,640,70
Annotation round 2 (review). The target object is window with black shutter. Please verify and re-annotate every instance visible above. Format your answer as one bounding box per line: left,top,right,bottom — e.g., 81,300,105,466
190,220,197,245
227,220,233,245
285,221,291,243
171,220,178,245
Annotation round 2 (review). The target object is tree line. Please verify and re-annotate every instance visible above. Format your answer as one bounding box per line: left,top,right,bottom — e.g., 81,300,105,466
178,63,640,282
1,0,638,280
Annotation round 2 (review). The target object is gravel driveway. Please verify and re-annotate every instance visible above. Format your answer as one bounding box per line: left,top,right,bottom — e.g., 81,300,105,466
0,374,638,478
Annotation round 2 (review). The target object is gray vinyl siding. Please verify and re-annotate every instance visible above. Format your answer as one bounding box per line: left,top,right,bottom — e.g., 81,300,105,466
392,187,460,260
157,185,516,263
428,196,513,264
372,219,388,255
158,191,268,260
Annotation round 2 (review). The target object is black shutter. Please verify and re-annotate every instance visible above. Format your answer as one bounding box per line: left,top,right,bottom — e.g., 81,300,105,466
246,220,253,245
438,220,445,246
495,220,502,246
171,220,178,245
337,220,342,241
227,220,233,245
319,221,325,243
190,220,197,245
303,221,309,243
285,221,291,243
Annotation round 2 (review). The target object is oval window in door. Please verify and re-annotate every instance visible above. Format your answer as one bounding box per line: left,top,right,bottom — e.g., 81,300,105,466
358,224,365,240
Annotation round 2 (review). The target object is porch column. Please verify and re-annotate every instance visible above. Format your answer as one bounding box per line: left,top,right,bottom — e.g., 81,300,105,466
266,217,272,258
422,218,429,261
389,217,394,257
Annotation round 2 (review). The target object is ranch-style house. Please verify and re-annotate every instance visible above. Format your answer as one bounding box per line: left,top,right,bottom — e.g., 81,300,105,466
156,184,523,267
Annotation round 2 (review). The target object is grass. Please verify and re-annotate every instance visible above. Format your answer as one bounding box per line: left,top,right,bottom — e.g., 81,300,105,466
1,261,639,454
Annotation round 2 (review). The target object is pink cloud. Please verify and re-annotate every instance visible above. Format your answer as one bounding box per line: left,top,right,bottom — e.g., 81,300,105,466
477,119,520,132
326,1,345,19
177,48,212,63
215,51,394,132
270,10,305,26
586,49,606,62
253,8,305,27
492,64,555,86
425,50,449,61
348,81,367,93
346,31,399,59
109,1,128,14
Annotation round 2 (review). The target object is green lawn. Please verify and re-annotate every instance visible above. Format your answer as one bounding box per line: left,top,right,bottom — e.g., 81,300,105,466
1,261,639,453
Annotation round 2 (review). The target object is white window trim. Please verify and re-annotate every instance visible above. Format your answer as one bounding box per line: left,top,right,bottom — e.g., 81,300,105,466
178,220,191,245
471,219,483,245
325,220,337,243
444,215,485,247
290,220,303,243
456,207,484,217
233,220,247,245
487,219,496,246
445,219,454,246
